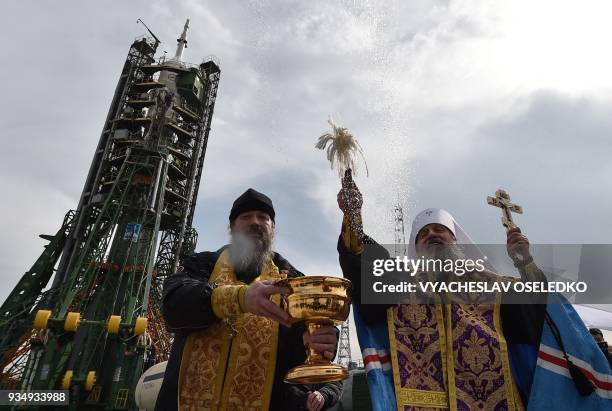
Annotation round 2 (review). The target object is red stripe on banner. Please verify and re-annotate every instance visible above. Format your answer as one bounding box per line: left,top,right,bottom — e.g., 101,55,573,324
363,354,391,365
538,351,612,391
362,354,378,365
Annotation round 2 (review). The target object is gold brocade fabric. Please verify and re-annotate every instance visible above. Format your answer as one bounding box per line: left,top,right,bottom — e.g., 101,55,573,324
178,250,283,410
341,215,364,254
388,301,524,411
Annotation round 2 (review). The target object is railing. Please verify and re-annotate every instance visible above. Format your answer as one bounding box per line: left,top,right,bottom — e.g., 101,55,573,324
168,156,188,176
163,201,184,219
202,54,221,68
165,179,187,199
153,55,204,72
167,141,193,158
132,35,158,51
98,169,120,189
108,147,130,163
175,96,202,119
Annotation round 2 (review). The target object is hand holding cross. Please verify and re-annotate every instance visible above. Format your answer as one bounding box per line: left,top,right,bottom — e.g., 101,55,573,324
487,189,533,267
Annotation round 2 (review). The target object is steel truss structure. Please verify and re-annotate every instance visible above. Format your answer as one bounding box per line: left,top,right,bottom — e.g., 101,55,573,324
0,21,220,409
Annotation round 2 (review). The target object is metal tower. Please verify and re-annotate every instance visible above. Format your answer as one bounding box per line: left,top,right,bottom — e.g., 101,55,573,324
337,319,352,368
0,20,220,410
393,204,407,257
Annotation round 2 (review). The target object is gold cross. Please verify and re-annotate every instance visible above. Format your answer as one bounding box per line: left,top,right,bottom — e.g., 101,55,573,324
487,189,523,231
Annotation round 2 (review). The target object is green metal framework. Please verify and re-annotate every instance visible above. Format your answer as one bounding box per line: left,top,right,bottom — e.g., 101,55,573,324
0,28,220,410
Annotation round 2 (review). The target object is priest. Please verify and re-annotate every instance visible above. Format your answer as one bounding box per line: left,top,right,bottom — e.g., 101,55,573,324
337,171,548,410
155,188,342,411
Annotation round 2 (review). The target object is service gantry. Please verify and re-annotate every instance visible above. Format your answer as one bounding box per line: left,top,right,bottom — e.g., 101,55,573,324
0,19,220,409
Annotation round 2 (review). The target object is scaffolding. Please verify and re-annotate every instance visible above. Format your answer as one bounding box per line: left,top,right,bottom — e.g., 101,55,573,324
0,20,220,410
337,319,353,368
394,204,407,257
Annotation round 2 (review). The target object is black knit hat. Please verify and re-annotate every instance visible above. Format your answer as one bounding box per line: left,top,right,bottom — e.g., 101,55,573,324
589,328,604,338
229,188,275,223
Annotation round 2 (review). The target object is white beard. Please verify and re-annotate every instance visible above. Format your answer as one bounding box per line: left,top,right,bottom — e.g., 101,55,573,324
229,231,273,276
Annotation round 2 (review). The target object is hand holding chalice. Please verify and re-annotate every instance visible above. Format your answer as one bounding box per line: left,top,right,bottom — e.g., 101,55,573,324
276,276,352,384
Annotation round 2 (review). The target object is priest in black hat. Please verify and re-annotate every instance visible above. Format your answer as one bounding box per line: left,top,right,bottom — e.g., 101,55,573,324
155,188,342,411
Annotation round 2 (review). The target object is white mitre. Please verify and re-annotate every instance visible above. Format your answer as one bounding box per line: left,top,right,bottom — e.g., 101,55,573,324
407,208,493,269
408,208,476,246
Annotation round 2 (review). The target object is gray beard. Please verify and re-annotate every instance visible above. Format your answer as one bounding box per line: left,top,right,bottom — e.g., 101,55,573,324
416,242,464,260
229,231,273,277
433,242,465,262
416,242,466,281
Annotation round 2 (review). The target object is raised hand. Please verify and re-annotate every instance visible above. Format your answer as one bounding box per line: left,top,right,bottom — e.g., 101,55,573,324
337,169,363,214
506,227,533,267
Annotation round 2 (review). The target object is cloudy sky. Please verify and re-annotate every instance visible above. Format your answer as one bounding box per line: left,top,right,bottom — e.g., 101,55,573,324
3,0,612,357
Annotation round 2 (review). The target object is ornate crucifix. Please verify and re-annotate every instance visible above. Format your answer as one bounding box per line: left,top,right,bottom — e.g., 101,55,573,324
487,189,523,231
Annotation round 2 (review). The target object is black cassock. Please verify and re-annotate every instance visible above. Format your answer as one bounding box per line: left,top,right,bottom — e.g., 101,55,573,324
155,246,342,411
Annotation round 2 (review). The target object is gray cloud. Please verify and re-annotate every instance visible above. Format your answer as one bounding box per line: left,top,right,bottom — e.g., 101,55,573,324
2,1,611,360
404,91,612,244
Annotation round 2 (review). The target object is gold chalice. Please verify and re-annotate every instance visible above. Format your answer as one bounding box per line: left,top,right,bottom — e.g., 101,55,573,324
277,276,352,384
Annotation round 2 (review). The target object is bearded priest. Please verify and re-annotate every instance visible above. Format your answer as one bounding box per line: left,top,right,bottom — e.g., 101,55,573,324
155,188,342,411
336,171,552,411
